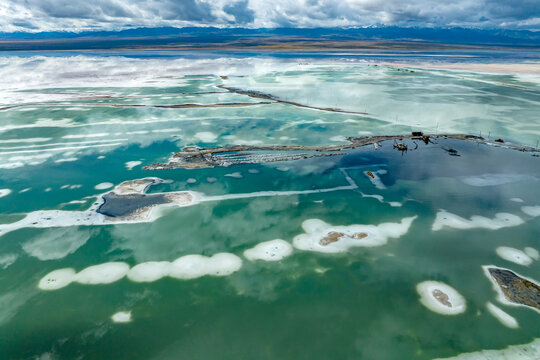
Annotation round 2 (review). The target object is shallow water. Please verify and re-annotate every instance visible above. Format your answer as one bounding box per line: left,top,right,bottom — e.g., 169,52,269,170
0,51,539,360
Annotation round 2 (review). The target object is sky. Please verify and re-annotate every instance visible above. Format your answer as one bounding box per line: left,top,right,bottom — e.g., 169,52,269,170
0,0,539,33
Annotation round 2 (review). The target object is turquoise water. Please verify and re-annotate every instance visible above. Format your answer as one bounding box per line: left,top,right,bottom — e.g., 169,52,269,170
0,53,539,359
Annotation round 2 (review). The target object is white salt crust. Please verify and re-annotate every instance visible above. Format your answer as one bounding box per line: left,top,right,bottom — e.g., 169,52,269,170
293,216,417,253
524,247,539,260
432,210,524,231
225,172,243,179
460,174,537,187
243,239,293,261
194,131,217,142
0,189,12,198
169,253,242,279
482,265,540,314
94,182,114,190
127,261,172,282
495,247,533,266
125,161,142,170
416,281,466,315
0,178,201,238
54,157,78,163
75,262,130,284
360,192,402,207
434,338,540,360
38,252,243,290
522,205,540,217
486,302,519,329
38,268,77,290
111,311,132,323
0,137,51,144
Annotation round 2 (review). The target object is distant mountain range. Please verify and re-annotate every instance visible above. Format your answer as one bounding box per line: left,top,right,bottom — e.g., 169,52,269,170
0,27,538,51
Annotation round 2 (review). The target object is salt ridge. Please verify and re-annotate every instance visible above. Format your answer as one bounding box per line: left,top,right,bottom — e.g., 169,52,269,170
486,302,519,328
416,281,466,315
432,210,524,231
244,239,293,261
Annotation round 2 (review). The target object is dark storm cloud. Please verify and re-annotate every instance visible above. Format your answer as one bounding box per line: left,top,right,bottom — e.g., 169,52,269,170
224,0,255,24
153,0,215,22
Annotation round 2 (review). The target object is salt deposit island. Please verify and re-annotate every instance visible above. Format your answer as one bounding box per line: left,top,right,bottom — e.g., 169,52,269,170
0,133,538,340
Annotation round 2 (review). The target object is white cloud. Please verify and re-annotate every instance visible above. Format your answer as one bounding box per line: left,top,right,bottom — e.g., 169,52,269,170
0,0,538,32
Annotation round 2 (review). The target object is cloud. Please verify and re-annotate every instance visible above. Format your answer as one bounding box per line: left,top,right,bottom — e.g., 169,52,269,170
0,0,538,32
224,0,255,24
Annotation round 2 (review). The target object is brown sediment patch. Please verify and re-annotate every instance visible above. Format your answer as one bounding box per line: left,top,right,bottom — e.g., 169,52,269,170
352,232,368,240
432,289,452,307
319,231,367,246
320,231,345,246
486,267,540,311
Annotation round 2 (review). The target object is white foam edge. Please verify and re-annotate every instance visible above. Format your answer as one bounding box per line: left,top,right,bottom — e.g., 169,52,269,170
482,265,540,314
243,239,293,261
495,246,533,266
432,210,524,231
416,281,467,315
292,216,417,253
486,302,519,329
